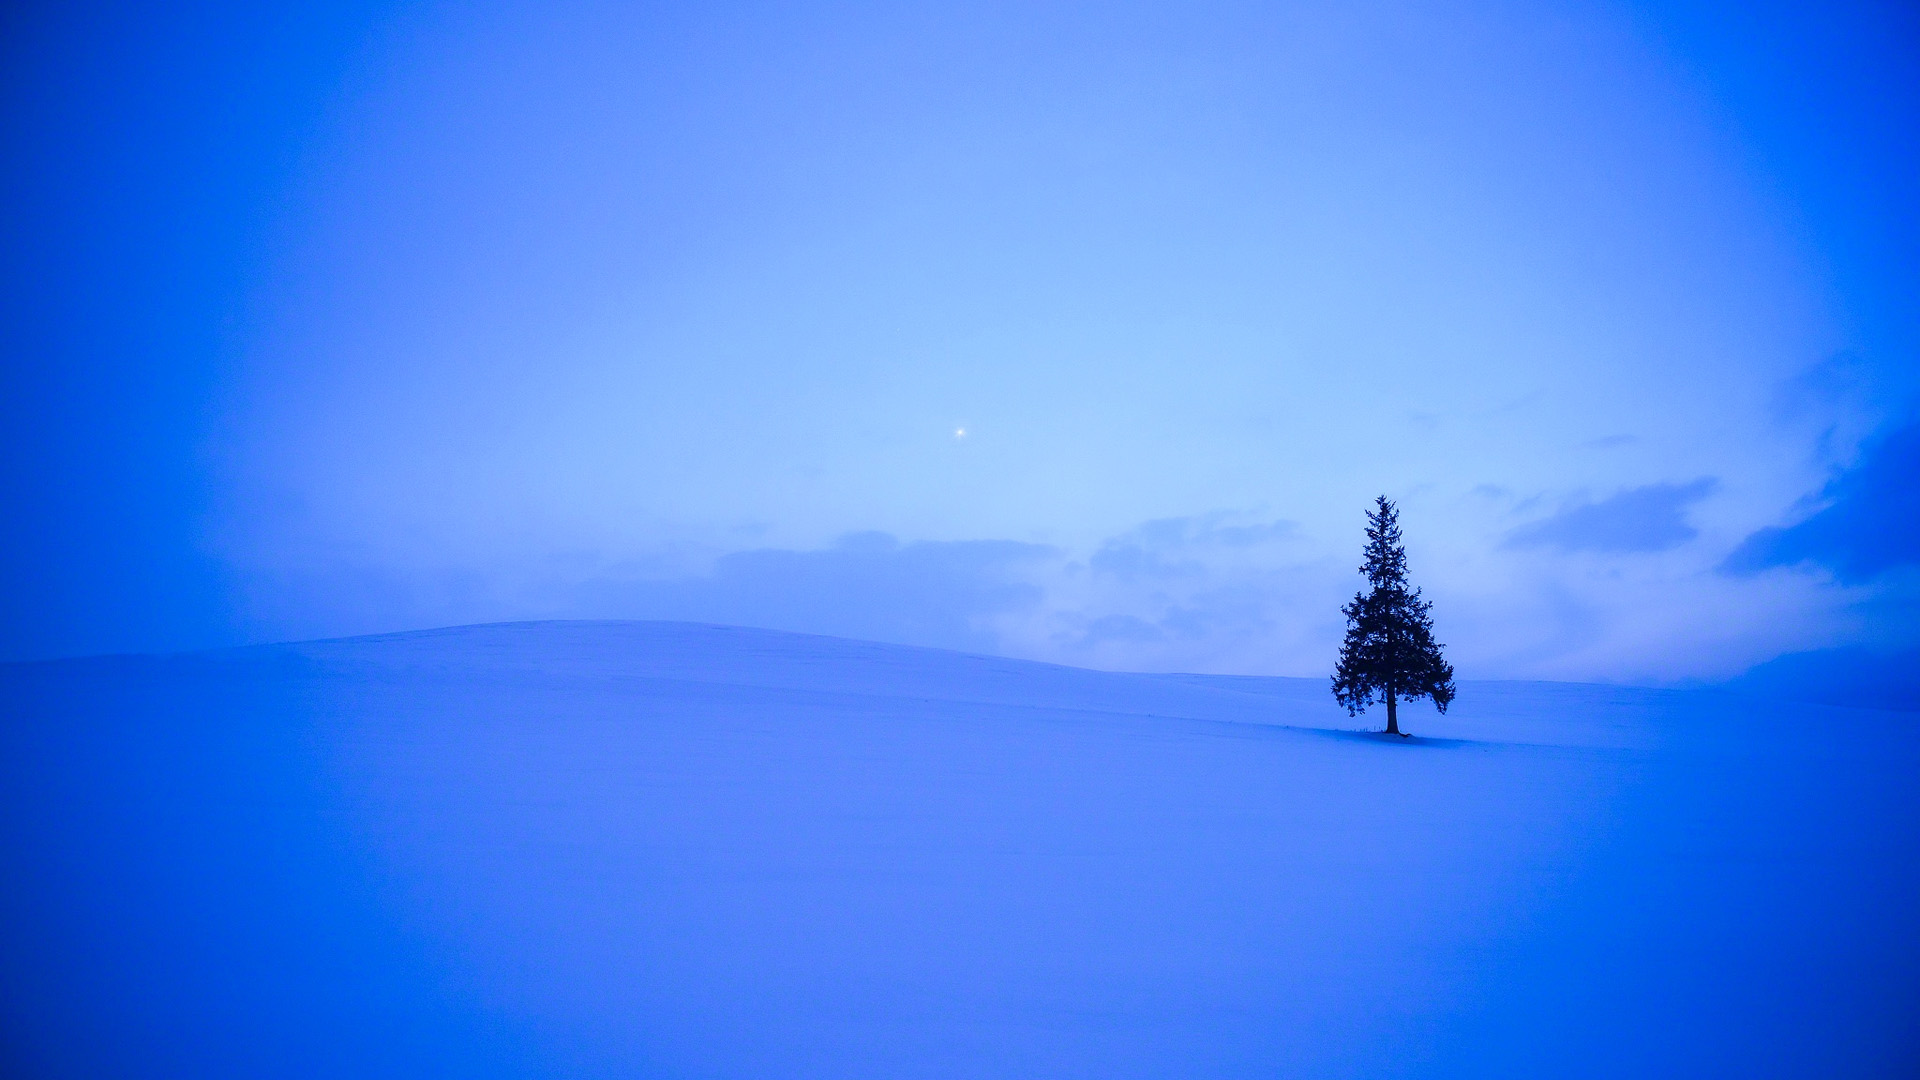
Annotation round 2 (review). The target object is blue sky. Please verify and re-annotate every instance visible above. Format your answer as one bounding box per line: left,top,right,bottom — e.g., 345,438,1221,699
3,0,1916,683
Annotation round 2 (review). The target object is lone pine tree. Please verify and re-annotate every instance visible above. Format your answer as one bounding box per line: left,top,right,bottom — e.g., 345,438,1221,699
1332,496,1456,737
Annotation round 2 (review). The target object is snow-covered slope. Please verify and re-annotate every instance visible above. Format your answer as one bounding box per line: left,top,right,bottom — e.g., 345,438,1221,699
2,621,1914,1078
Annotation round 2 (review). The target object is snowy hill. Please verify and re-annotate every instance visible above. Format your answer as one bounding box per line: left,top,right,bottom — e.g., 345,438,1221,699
2,620,1915,1078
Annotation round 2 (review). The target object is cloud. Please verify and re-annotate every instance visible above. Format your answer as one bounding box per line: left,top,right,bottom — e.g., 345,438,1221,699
233,533,1057,657
1724,645,1920,713
1503,479,1718,554
1014,512,1339,673
593,515,1328,675
231,499,1898,688
595,533,1057,654
1771,352,1866,419
1087,513,1298,582
582,516,1330,676
1076,614,1165,646
1721,421,1920,583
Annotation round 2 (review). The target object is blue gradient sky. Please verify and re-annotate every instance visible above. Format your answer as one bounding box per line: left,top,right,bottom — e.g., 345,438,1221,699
4,0,1916,681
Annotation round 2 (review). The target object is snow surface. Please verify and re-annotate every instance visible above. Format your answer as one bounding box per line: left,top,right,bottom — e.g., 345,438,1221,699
1,620,1915,1077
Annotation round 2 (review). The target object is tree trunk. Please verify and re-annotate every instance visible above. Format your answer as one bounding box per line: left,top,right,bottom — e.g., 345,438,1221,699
1385,686,1399,737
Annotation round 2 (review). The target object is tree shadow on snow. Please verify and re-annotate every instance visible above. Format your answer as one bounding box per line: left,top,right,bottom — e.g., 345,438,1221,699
1301,727,1480,749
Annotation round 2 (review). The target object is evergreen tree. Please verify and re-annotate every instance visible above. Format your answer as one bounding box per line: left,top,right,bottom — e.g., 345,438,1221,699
1332,496,1455,737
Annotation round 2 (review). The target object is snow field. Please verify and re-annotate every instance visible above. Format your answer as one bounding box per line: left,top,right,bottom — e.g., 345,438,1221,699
1,620,1914,1077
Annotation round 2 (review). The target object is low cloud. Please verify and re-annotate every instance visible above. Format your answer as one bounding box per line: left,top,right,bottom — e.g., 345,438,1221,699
1087,513,1298,582
1504,479,1717,554
231,498,1902,688
593,533,1056,654
1010,512,1340,673
1725,645,1920,713
1722,421,1920,583
588,515,1335,674
235,533,1056,656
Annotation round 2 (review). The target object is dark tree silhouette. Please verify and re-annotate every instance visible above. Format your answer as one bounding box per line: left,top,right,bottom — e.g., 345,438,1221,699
1332,496,1455,737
